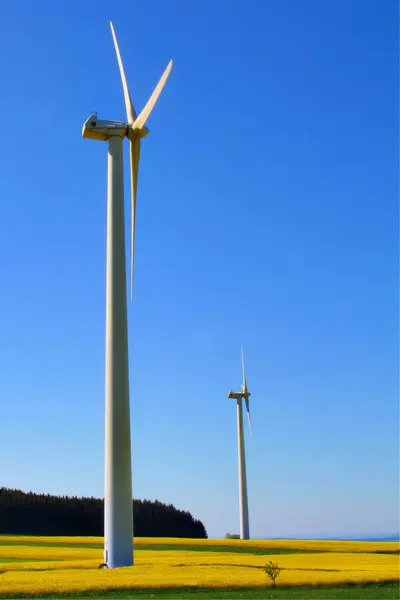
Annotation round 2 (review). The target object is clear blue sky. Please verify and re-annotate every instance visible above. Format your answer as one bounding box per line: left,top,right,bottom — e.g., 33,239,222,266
0,0,398,539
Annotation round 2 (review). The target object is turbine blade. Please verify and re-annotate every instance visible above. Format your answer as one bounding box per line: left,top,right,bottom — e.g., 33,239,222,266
132,60,172,131
244,396,253,440
110,21,137,124
241,346,247,394
129,138,141,300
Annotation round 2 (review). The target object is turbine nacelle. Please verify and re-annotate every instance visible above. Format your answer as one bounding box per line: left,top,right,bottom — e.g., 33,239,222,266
82,114,127,141
228,391,244,400
229,347,253,441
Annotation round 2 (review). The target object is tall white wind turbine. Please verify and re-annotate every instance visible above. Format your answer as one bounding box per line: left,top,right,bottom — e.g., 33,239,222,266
82,22,172,568
228,347,252,540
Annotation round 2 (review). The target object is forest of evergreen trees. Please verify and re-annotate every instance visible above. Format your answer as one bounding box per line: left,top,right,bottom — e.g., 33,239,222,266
0,488,207,538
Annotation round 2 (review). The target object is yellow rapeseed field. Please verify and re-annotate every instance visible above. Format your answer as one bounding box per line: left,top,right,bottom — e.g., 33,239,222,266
0,536,398,596
0,535,398,553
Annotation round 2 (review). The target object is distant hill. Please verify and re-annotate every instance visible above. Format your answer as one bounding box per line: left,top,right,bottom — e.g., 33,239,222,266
0,487,207,538
353,535,399,542
259,534,399,542
318,534,400,542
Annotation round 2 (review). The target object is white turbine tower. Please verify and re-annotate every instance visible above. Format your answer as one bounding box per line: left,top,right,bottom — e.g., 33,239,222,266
228,347,252,540
82,22,172,569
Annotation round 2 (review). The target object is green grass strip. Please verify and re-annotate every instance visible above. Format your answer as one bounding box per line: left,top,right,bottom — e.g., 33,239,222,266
1,582,398,600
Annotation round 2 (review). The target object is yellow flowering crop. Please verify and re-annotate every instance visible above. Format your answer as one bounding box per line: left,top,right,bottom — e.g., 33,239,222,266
0,536,398,597
0,535,397,553
0,545,101,561
0,560,398,597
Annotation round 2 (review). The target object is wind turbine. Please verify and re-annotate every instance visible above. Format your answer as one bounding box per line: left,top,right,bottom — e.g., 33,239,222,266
82,22,172,568
228,347,252,540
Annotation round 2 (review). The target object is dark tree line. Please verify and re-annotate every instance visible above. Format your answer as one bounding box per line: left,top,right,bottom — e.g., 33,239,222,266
0,488,207,538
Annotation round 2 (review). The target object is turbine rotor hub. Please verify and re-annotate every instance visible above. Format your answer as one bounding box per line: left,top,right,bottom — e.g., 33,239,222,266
128,125,150,140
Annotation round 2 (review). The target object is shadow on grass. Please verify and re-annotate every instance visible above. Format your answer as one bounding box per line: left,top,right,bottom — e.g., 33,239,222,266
0,562,347,574
0,540,398,555
170,563,345,572
0,558,58,564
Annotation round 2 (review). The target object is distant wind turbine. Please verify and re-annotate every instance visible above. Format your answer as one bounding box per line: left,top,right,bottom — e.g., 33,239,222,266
228,347,252,540
82,22,172,568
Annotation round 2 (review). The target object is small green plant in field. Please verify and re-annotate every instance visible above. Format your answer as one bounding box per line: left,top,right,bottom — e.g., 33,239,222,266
225,533,240,539
264,560,281,587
